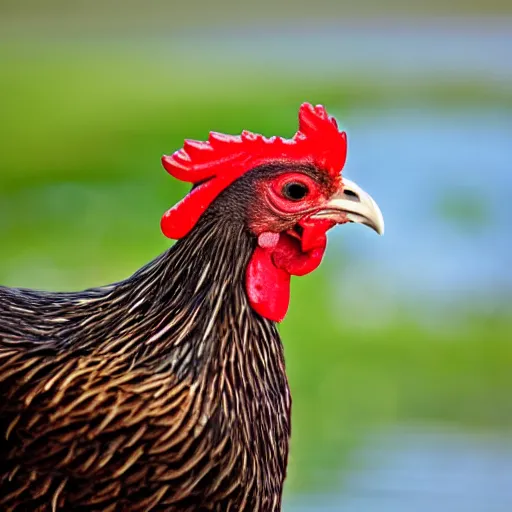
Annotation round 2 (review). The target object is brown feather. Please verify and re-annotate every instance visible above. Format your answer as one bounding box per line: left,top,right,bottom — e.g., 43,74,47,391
0,170,294,511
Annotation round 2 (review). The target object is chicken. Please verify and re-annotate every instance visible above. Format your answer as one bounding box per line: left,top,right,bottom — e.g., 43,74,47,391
0,103,384,511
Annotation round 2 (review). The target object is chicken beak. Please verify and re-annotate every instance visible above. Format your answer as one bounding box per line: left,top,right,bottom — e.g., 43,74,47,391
312,178,385,235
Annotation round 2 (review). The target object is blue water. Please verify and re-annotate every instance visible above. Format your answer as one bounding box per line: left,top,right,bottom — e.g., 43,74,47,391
160,20,512,83
286,427,512,512
324,107,512,321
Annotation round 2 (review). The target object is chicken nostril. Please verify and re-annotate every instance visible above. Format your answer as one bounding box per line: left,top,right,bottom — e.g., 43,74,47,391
343,189,360,201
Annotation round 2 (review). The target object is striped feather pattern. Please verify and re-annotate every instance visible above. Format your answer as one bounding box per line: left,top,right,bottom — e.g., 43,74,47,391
0,193,292,511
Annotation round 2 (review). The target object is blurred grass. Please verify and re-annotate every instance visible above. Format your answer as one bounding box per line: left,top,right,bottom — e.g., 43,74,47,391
284,279,512,491
1,43,512,496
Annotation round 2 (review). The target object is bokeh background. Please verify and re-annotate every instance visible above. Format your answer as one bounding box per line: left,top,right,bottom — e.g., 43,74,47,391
1,1,512,510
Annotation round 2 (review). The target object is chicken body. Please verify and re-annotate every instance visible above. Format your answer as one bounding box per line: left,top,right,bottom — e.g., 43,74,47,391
0,199,291,511
0,102,385,511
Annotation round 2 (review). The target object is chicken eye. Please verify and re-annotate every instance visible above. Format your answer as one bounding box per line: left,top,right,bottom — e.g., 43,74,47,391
282,182,309,201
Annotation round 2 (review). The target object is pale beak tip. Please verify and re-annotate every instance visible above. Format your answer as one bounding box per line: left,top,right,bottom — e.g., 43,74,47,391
371,198,385,236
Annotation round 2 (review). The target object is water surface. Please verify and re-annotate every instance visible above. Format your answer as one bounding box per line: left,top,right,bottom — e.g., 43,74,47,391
286,427,512,512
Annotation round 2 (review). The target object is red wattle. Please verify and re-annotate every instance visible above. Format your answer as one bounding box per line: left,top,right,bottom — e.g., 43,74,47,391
271,218,334,276
299,218,336,252
272,241,326,276
246,220,336,321
247,246,291,322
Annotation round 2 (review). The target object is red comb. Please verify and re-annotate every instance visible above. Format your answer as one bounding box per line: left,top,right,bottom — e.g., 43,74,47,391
161,103,347,239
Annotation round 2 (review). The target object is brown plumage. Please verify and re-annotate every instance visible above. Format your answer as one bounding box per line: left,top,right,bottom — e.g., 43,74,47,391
0,104,384,511
0,168,293,511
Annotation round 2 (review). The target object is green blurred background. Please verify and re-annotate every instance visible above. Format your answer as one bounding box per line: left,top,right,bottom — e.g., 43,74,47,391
1,1,512,510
